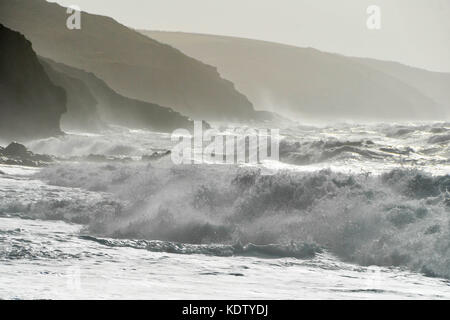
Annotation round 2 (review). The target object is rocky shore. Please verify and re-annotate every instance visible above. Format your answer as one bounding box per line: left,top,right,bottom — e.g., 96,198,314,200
0,142,53,167
0,142,172,168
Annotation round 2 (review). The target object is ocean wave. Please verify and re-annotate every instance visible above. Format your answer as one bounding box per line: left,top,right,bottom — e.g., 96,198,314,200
34,162,450,279
0,174,123,224
0,245,81,261
381,123,449,138
279,139,388,165
428,134,450,145
27,134,140,158
279,131,449,167
22,123,450,170
26,127,172,158
0,198,122,224
79,235,320,259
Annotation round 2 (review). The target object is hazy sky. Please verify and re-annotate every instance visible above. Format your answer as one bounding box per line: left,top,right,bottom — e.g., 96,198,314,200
49,0,450,72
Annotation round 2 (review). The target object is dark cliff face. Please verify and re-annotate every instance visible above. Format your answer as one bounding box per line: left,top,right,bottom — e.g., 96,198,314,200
0,0,256,121
40,59,106,132
40,58,194,133
0,24,66,142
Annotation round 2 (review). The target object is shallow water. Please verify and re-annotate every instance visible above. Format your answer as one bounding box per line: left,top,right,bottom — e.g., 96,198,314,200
1,217,449,299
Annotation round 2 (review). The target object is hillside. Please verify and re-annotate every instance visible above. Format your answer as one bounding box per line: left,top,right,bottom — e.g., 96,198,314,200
41,58,193,132
142,31,450,121
0,0,256,120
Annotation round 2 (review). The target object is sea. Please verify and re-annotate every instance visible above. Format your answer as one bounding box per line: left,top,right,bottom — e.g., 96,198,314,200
1,121,449,299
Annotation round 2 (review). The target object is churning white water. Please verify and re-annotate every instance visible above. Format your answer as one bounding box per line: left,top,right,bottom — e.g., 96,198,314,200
1,122,449,299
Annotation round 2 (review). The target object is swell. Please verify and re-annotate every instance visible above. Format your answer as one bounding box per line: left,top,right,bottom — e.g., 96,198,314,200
31,162,450,279
79,235,320,259
279,137,449,166
279,122,450,166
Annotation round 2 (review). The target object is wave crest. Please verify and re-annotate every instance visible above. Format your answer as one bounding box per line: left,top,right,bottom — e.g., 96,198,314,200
34,162,450,278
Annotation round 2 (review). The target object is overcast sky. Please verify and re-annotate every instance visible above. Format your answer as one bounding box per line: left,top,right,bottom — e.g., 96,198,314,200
49,0,450,72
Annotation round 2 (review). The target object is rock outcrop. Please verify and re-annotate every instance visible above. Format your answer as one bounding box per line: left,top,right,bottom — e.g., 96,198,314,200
0,142,53,167
40,58,194,132
0,0,257,121
39,59,105,132
0,24,66,141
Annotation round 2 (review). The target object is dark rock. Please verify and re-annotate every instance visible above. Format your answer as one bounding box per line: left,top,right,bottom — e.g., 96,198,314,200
0,24,66,141
40,59,105,132
142,150,171,161
0,0,257,121
0,142,53,167
3,142,30,158
40,58,195,133
85,154,108,162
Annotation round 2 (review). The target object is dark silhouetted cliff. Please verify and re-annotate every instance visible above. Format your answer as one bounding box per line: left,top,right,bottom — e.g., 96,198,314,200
0,24,66,141
0,0,256,121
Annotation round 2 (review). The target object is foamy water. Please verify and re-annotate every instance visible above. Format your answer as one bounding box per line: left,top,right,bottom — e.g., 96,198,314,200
1,122,449,299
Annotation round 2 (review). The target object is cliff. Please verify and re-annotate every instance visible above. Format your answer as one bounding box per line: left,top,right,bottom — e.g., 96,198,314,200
0,24,66,142
0,0,256,121
142,31,450,121
40,58,194,132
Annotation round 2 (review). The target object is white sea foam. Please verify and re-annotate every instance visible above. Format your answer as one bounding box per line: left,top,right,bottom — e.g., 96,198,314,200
1,121,449,298
28,160,449,279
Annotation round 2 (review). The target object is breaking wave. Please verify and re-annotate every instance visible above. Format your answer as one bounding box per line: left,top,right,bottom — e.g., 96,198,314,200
278,122,450,168
26,127,172,158
32,161,450,279
279,139,387,164
279,137,448,167
79,235,320,259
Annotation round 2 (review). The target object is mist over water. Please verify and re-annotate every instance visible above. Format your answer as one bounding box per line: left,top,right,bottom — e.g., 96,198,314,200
1,121,450,299
2,123,448,277
31,160,449,279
